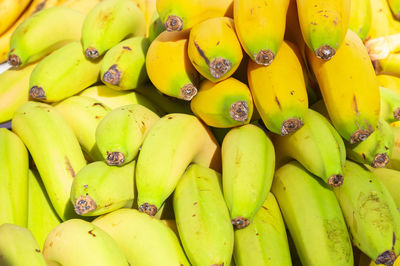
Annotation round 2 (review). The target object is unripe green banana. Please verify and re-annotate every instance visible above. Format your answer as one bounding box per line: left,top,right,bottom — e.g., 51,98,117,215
136,113,221,216
8,6,85,67
380,86,400,124
92,208,190,265
222,124,275,229
173,164,234,265
386,127,400,171
29,41,101,103
54,96,111,162
333,160,400,266
0,128,29,227
366,166,400,208
43,219,128,266
82,0,146,59
12,101,87,221
101,36,150,90
0,223,46,266
272,161,353,266
71,160,135,216
96,104,160,166
233,192,292,266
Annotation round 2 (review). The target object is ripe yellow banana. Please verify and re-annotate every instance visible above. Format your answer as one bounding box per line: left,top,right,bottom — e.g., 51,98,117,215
374,53,400,76
368,0,400,39
366,166,400,208
380,86,400,123
92,208,190,265
61,0,101,14
307,29,380,144
190,77,253,128
377,74,400,95
272,161,353,266
248,40,308,135
349,0,372,41
188,17,243,82
0,0,32,36
12,101,87,221
136,113,221,216
386,127,400,171
173,164,234,265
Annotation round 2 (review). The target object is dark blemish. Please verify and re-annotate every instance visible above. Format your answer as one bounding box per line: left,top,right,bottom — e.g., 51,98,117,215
194,41,210,65
353,95,359,114
34,1,46,13
393,232,396,250
275,96,282,110
95,116,101,119
283,186,286,190
104,203,113,207
250,8,254,14
385,146,389,150
193,202,198,205
225,22,233,29
35,249,40,253
92,102,106,108
49,241,53,247
192,214,196,217
216,41,220,46
362,153,366,160
311,22,317,25
369,180,372,183
262,206,268,210
128,110,133,113
84,184,88,188
123,46,132,51
88,229,96,237
65,157,75,177
290,91,294,95
168,117,173,119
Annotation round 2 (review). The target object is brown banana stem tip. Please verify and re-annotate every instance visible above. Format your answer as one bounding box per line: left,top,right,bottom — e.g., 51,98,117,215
375,250,396,266
280,118,304,136
29,86,46,100
393,108,400,120
372,59,382,75
397,12,400,21
328,174,344,187
8,54,21,67
315,45,336,60
180,83,197,101
350,129,372,144
103,64,121,86
106,151,125,166
230,101,249,122
165,15,183,32
255,49,275,66
139,203,158,216
85,47,99,59
209,57,232,79
232,217,250,229
74,195,97,215
372,153,390,168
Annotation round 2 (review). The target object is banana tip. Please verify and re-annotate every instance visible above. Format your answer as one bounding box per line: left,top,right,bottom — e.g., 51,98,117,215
393,108,400,121
106,151,125,166
85,47,99,59
180,83,197,101
375,250,396,266
74,195,97,215
254,49,274,66
328,174,343,187
8,54,21,67
372,153,389,168
230,101,249,122
103,64,121,86
315,45,336,60
29,86,46,100
350,129,372,144
280,118,304,135
209,57,232,79
139,203,158,216
165,15,183,31
232,217,250,229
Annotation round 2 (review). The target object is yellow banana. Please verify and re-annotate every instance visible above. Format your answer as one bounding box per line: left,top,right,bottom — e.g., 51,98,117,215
368,0,400,39
349,0,372,41
374,53,400,77
160,219,178,236
143,0,156,36
380,86,400,123
388,0,400,19
0,0,32,36
386,127,400,171
61,0,101,14
377,74,400,96
366,166,400,208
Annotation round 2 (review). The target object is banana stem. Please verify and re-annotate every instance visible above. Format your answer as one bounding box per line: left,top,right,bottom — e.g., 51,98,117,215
366,33,400,60
374,53,400,75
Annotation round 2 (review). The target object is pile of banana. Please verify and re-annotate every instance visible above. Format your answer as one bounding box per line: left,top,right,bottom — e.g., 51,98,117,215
3,0,400,265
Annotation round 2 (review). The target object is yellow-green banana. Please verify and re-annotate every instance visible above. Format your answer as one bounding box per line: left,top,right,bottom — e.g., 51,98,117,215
147,11,164,42
366,166,400,208
92,208,190,265
380,86,400,123
173,164,234,265
386,127,400,171
12,101,87,221
95,104,160,166
349,0,372,41
222,124,275,229
388,0,400,20
377,74,400,96
82,0,146,59
374,53,400,77
136,113,221,216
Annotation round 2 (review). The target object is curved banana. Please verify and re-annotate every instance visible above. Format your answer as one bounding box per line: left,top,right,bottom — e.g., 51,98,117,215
173,164,234,265
366,166,400,208
147,11,164,42
143,0,157,36
388,0,400,20
95,104,160,166
377,74,400,96
190,77,253,128
0,0,31,36
12,101,87,221
92,208,190,265
374,53,400,77
349,0,372,41
272,161,353,266
136,113,221,216
368,0,400,39
188,17,243,82
386,127,400,171
82,0,146,59
61,0,102,14
380,86,400,123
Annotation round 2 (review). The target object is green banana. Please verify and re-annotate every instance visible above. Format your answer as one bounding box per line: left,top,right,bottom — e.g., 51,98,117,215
173,164,234,265
71,160,135,216
43,219,128,265
96,104,160,166
54,95,111,162
12,101,87,221
349,0,372,41
0,128,29,227
0,223,46,266
222,124,275,229
29,41,101,103
380,86,400,124
136,113,221,216
386,127,400,171
233,192,292,266
333,160,400,266
82,0,146,59
101,36,150,90
366,166,400,208
148,11,164,43
8,6,85,67
272,161,353,266
92,208,190,265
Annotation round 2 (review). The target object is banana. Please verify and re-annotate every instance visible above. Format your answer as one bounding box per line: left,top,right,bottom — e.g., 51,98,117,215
272,161,353,266
92,208,190,265
143,0,157,35
386,127,400,171
147,11,164,42
378,75,400,96
8,6,85,67
349,0,372,41
296,0,350,60
71,160,135,216
53,95,111,162
160,219,178,236
380,86,400,123
234,0,289,66
0,128,29,227
333,160,400,266
101,36,150,91
307,29,380,144
82,0,146,60
29,41,101,103
388,0,400,20
247,40,308,135
233,192,292,266
12,101,87,221
156,0,232,32
222,124,275,229
0,223,46,266
368,0,400,39
374,53,400,76
136,113,221,216
43,219,128,265
61,0,102,14
173,164,234,265
366,166,400,208
0,0,31,36
146,30,200,101
95,104,160,166
190,77,253,128
188,17,243,82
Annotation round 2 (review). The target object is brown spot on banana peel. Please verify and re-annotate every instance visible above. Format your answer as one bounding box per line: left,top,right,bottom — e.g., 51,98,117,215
280,118,304,136
139,203,158,216
275,96,282,110
254,49,274,66
393,108,400,120
122,46,132,51
372,60,382,75
350,129,372,144
85,47,99,59
180,83,197,101
92,102,106,109
106,151,125,166
375,250,396,266
88,229,96,237
103,64,121,86
29,86,46,100
209,57,232,79
232,217,250,229
165,15,183,32
74,195,97,215
328,174,344,187
8,54,21,67
353,95,359,115
34,1,47,13
65,156,75,177
371,153,389,168
194,41,210,65
315,45,336,60
230,101,249,122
